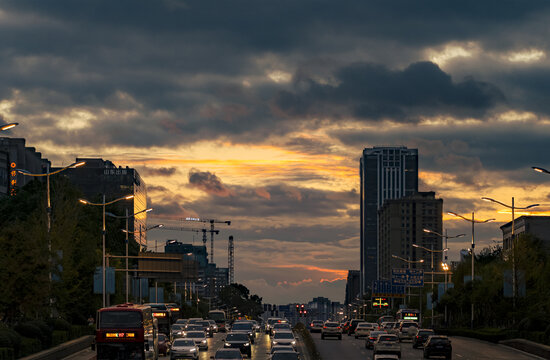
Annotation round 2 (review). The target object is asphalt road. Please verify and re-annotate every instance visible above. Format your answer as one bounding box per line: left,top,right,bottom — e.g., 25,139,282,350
159,330,280,360
311,331,544,360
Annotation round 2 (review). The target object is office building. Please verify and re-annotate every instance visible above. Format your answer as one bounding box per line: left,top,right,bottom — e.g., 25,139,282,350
378,192,443,279
345,270,360,306
500,216,550,251
56,158,148,247
360,146,418,295
0,137,50,196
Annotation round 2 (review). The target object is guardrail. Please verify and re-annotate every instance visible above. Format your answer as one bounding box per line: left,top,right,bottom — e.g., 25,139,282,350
19,336,94,360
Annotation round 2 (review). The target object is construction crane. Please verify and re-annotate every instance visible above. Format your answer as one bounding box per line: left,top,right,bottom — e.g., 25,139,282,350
182,217,230,264
157,226,219,260
228,236,234,284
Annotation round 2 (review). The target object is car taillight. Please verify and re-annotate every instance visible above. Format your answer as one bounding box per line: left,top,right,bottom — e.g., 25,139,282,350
337,326,341,329
323,326,327,329
416,336,420,339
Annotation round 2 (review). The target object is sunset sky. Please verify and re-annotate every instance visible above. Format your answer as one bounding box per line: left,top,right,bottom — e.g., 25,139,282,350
2,1,550,303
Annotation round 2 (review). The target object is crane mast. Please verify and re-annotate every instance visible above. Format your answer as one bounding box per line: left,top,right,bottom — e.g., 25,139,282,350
228,235,234,284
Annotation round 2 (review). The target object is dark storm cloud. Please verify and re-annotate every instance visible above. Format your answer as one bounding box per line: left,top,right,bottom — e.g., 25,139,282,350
274,62,504,122
188,169,233,197
139,166,178,177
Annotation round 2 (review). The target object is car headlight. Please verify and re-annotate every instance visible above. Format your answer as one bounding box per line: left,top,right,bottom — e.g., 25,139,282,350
244,342,250,346
225,342,231,346
291,341,296,345
201,340,207,343
190,348,196,352
272,341,278,345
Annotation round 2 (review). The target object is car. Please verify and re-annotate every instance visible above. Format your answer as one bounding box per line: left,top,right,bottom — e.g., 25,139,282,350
355,322,375,338
223,332,252,357
266,318,283,334
171,324,187,339
270,351,300,360
412,329,435,348
378,315,395,325
423,335,452,359
212,348,244,360
208,320,219,332
170,338,199,360
270,345,296,355
250,320,261,333
271,331,297,350
158,333,171,356
398,321,418,342
269,320,290,336
231,321,256,343
309,320,324,333
373,333,401,357
347,319,363,336
382,322,396,332
272,323,292,335
365,330,387,349
185,331,208,350
321,321,342,340
197,320,214,337
175,319,189,325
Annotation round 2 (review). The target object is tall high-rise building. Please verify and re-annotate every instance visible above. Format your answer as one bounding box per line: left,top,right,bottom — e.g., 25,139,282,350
345,270,360,306
360,146,418,296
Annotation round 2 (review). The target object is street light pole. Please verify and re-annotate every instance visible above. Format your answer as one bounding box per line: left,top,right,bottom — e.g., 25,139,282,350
447,211,494,329
481,196,538,314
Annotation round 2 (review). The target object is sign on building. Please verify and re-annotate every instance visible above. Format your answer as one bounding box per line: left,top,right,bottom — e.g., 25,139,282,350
391,268,424,287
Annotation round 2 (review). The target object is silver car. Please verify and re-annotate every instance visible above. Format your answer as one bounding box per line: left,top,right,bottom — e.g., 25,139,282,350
185,331,208,350
271,331,297,350
170,338,199,360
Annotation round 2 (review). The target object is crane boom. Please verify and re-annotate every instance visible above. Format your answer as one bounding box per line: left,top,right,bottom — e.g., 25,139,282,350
182,217,230,263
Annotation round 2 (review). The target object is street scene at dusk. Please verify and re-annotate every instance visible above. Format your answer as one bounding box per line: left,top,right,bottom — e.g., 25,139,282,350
1,1,550,359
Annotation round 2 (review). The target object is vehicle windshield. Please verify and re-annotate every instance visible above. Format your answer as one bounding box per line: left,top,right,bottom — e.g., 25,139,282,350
186,331,205,338
227,333,249,341
215,350,242,359
232,323,252,331
146,303,167,310
99,311,142,329
325,323,338,327
208,311,226,322
274,332,294,339
418,330,434,336
172,325,184,330
430,338,450,344
173,339,195,346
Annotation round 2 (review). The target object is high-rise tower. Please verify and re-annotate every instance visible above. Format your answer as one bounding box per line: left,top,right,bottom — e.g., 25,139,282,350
359,146,418,296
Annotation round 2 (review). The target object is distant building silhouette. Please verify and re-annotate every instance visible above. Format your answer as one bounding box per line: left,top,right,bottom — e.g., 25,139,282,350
500,215,550,251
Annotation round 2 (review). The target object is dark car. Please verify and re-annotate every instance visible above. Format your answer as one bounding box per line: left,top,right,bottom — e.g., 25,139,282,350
223,333,252,357
423,336,452,359
271,351,300,360
213,348,244,359
347,319,363,336
197,320,214,337
412,329,435,348
230,322,255,343
158,333,171,356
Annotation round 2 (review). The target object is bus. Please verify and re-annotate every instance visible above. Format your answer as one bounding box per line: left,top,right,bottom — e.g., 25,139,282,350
207,309,227,332
145,303,172,338
94,303,158,360
396,309,420,323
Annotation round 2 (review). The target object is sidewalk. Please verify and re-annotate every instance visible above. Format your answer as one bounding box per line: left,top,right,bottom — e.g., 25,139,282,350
62,348,96,360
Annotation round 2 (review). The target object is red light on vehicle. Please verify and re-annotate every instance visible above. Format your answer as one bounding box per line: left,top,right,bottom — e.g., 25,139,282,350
337,326,341,329
323,326,327,329
153,312,166,317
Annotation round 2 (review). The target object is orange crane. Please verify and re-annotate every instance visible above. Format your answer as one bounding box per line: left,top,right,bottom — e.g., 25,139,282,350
182,218,230,264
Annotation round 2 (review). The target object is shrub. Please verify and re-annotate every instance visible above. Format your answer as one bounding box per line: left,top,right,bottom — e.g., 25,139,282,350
26,320,52,347
52,330,69,346
293,322,321,360
18,337,42,357
47,318,71,331
0,329,20,350
0,348,14,360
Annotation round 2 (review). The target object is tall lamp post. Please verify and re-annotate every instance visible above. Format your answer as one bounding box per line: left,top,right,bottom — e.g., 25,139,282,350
447,211,494,329
17,160,86,313
106,208,153,303
79,194,134,308
481,197,538,312
422,228,465,326
412,241,450,328
391,255,424,309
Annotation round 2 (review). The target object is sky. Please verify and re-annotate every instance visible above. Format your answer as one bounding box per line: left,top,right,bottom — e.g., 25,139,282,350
2,0,550,304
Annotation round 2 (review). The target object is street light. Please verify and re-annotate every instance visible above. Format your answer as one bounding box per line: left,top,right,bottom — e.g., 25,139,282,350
106,208,153,303
1,122,18,131
17,160,85,313
481,197,538,311
79,194,134,308
412,242,449,328
447,211,494,329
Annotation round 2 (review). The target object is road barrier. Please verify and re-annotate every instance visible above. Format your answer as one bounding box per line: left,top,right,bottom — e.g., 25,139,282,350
19,335,93,360
500,338,550,359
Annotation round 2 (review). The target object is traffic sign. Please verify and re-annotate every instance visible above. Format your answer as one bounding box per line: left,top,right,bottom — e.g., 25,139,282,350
372,280,405,298
391,268,424,287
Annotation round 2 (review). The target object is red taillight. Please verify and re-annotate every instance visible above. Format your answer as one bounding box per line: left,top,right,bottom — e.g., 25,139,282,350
337,326,341,329
323,326,327,329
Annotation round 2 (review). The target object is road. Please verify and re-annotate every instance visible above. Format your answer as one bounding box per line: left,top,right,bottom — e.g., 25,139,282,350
311,331,544,360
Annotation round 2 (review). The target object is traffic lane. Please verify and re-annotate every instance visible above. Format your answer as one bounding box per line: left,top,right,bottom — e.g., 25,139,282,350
449,336,543,360
312,331,368,360
159,331,272,360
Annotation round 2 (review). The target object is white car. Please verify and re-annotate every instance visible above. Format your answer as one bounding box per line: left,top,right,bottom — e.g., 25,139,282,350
271,331,297,350
185,331,208,350
373,333,401,357
271,323,292,335
398,321,418,342
170,338,199,360
310,320,324,333
355,322,375,338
